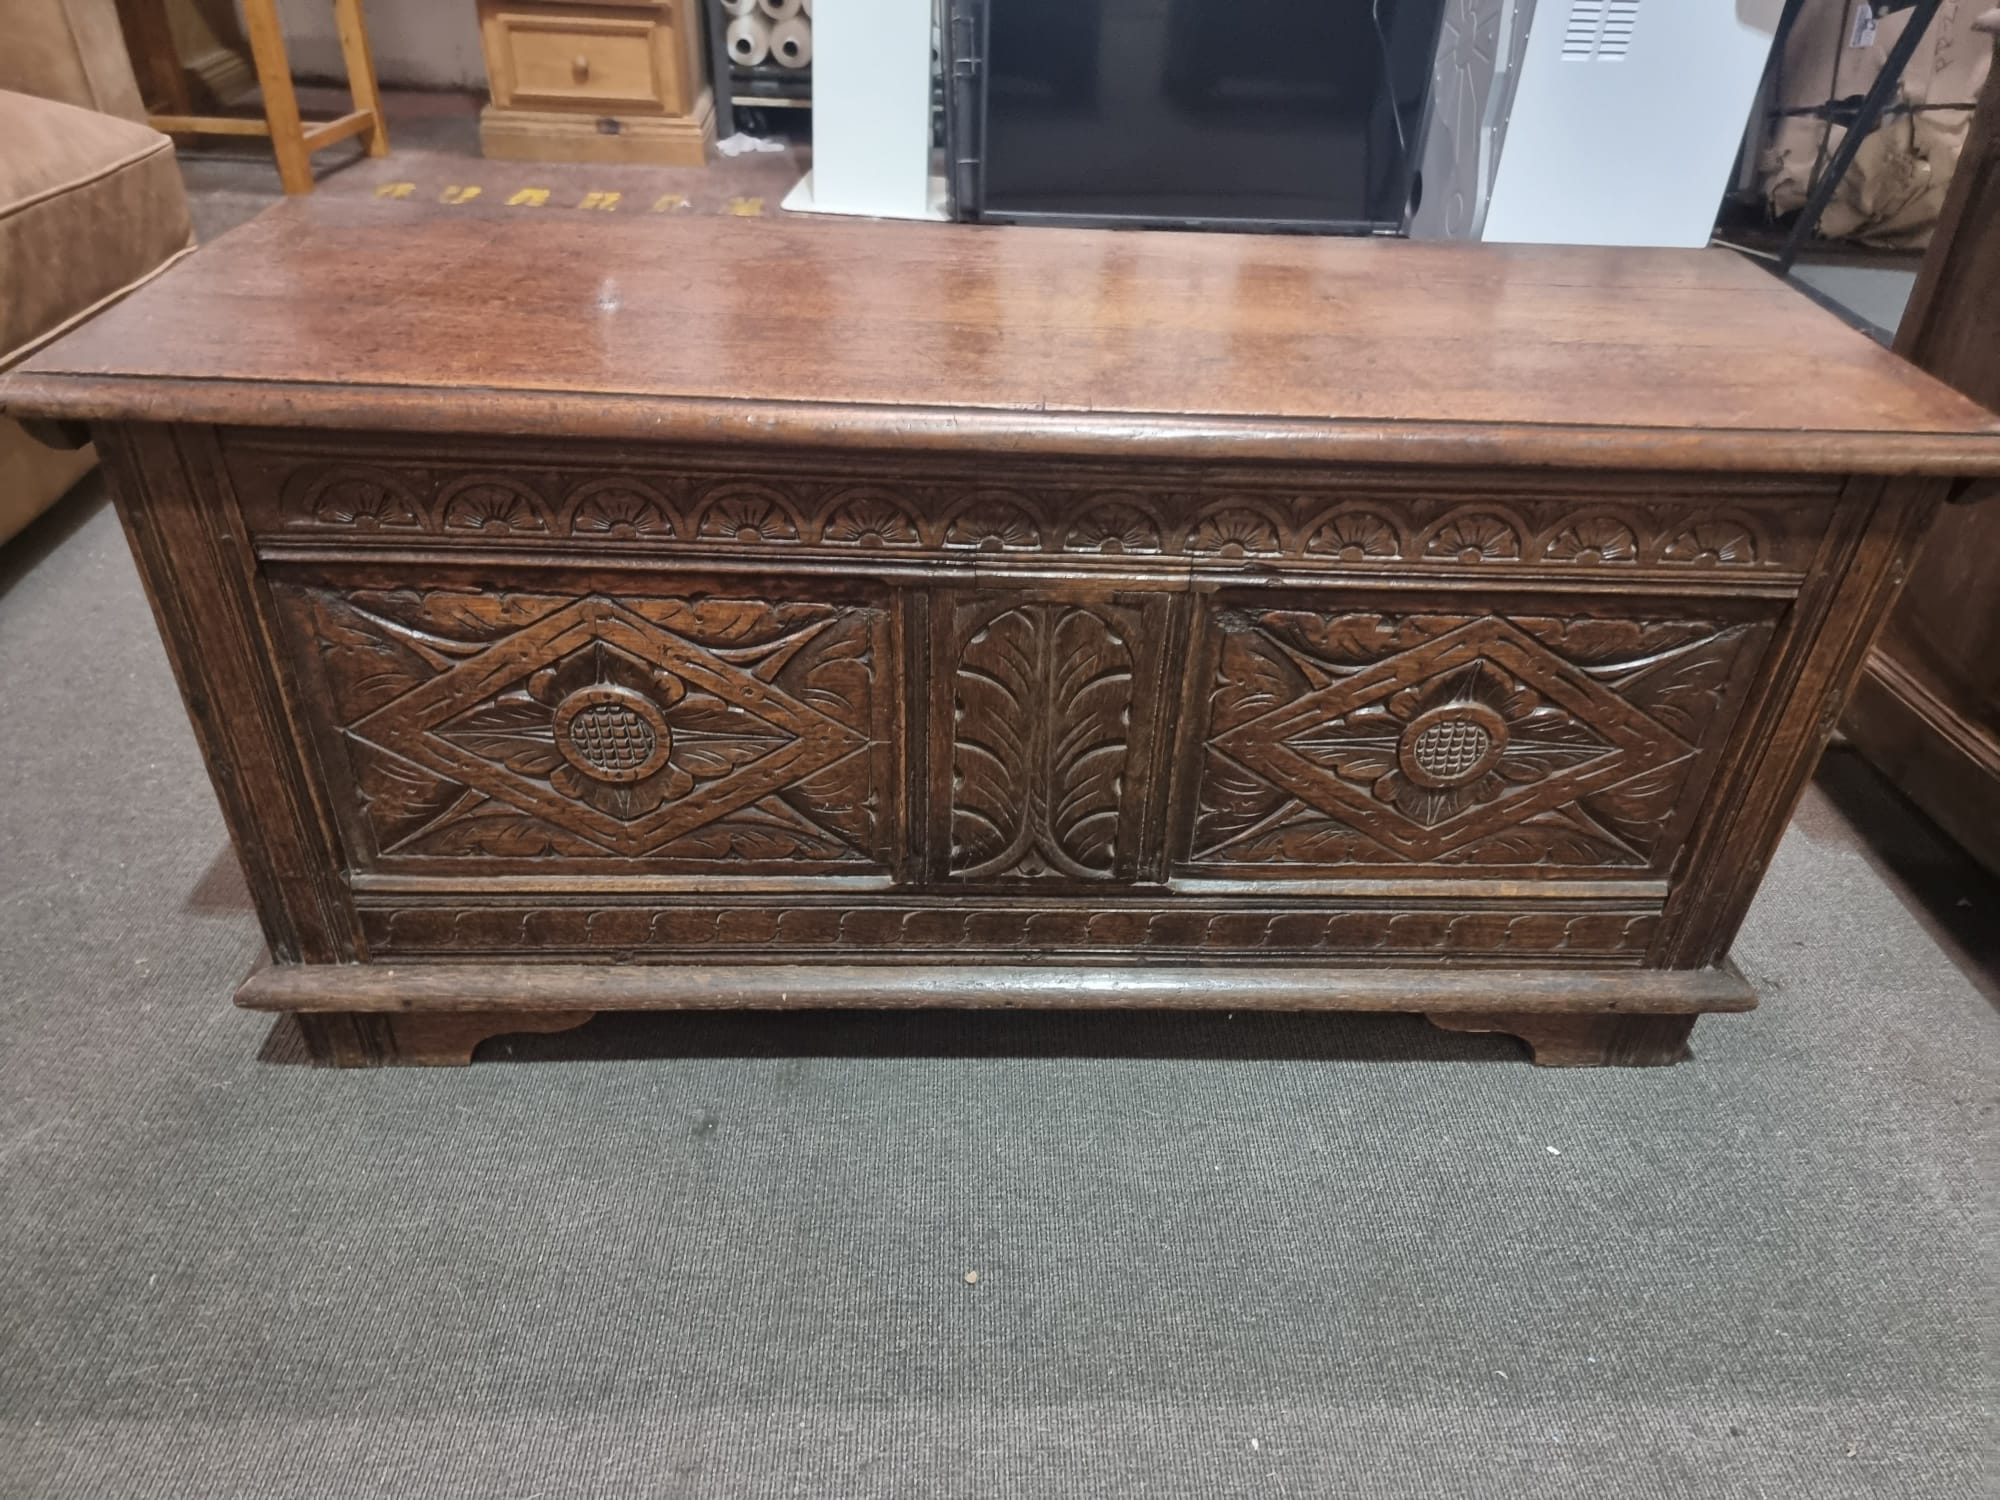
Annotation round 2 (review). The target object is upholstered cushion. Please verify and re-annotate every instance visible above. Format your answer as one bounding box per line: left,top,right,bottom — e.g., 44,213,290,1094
0,418,96,545
0,89,194,369
0,0,148,121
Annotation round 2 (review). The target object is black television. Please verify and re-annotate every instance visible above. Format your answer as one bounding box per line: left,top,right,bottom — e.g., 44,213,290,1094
947,0,1448,233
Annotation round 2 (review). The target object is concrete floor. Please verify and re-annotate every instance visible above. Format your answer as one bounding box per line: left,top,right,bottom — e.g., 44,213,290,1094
5,81,1995,1500
1788,263,1920,343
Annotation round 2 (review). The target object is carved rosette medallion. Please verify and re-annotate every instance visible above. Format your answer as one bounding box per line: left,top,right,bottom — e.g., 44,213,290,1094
552,684,676,785
1399,696,1508,792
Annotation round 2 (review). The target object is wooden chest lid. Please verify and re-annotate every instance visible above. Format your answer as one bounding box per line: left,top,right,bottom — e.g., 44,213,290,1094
7,195,1999,476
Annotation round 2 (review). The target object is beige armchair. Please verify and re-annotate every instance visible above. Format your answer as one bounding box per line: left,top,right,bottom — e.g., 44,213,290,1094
1,0,195,543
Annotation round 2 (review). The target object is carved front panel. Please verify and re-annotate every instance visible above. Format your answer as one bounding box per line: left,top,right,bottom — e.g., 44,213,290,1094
932,591,1176,884
272,576,897,876
1188,603,1776,876
225,432,1824,961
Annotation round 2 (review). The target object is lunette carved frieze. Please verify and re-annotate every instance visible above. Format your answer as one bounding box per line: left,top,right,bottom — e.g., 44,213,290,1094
233,444,1828,574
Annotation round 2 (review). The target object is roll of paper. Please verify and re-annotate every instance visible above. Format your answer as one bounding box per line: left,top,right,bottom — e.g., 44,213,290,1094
726,13,772,65
770,15,812,67
758,0,802,19
719,0,756,14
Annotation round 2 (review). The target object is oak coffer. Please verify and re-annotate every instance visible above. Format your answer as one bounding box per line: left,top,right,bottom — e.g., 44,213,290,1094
7,197,1999,1066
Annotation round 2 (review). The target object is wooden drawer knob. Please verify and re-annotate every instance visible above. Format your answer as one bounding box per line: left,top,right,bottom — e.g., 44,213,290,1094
572,53,591,82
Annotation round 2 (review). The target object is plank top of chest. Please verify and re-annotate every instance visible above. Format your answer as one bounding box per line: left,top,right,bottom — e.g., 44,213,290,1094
6,197,1999,478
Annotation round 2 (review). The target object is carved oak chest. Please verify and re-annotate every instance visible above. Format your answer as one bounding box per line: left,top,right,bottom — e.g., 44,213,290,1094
8,198,1998,1065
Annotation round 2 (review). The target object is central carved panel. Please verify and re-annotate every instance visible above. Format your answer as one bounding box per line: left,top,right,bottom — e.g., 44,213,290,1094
1191,607,1773,872
276,583,894,872
937,593,1173,883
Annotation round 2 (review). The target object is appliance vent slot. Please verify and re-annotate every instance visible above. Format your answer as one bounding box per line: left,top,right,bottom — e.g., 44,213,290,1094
1562,0,1641,61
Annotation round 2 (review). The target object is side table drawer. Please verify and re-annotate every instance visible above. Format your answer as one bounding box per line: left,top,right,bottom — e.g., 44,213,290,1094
483,3,688,115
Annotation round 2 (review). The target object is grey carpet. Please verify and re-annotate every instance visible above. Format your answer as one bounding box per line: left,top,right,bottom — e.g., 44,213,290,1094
1,479,1995,1500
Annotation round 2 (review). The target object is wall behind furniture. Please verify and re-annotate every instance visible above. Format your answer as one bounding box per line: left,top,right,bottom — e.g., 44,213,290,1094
258,0,488,89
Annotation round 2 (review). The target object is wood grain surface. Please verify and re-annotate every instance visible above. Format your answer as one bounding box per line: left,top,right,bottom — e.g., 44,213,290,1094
7,198,2000,475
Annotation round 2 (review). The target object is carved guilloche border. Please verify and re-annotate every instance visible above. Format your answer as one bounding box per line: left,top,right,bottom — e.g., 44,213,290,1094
358,899,1663,961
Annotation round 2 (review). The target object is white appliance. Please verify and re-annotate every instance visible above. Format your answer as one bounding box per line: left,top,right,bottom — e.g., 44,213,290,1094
1413,0,1786,247
783,0,945,221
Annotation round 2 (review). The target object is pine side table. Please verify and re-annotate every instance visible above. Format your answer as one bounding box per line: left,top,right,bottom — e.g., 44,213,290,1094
477,0,715,166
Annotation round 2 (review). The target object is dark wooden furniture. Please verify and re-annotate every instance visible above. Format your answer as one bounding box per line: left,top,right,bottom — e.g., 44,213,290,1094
1842,12,2000,874
7,197,1999,1066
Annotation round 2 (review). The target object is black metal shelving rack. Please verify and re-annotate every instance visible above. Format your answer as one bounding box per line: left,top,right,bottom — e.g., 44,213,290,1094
704,0,812,139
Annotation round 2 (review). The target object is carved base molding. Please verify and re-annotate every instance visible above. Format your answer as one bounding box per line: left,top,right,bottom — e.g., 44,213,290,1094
1426,1010,1698,1067
246,959,1751,1066
293,1007,593,1066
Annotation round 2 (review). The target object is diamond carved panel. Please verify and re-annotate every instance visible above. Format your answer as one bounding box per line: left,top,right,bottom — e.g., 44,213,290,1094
1193,608,1772,871
280,585,890,869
